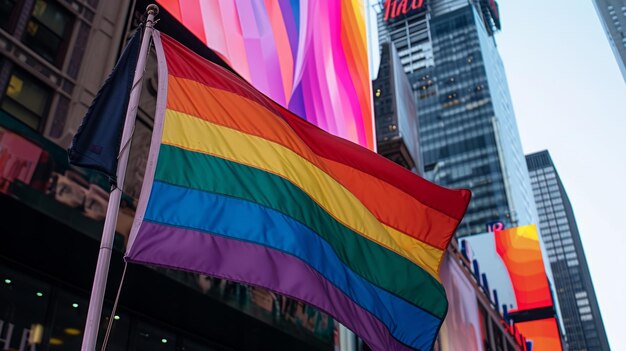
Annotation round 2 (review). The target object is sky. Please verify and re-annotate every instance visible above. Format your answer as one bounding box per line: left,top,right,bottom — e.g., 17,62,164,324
495,1,626,350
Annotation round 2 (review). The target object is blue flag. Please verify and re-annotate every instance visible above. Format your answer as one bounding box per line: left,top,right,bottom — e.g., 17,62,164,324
68,27,142,184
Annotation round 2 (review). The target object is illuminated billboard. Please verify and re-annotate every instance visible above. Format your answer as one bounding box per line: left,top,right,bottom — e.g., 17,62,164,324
515,318,562,351
494,225,553,312
383,0,426,21
156,0,375,150
464,225,563,350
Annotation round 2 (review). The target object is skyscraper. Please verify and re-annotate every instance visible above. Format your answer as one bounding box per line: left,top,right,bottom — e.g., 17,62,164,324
526,151,610,351
373,41,422,173
376,0,536,237
593,0,626,83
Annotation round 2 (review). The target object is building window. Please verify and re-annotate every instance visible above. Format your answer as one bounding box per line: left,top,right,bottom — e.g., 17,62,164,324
577,298,589,306
0,0,18,30
0,265,51,350
0,69,52,130
575,291,587,299
581,314,593,321
22,0,72,65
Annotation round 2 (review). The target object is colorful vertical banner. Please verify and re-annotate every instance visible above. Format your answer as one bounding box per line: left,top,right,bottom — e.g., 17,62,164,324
495,225,563,350
156,0,375,150
495,225,554,312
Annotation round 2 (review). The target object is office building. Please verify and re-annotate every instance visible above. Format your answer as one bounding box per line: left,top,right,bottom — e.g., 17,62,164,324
376,0,536,237
373,41,422,173
0,1,331,350
0,0,133,145
526,151,610,351
593,0,626,82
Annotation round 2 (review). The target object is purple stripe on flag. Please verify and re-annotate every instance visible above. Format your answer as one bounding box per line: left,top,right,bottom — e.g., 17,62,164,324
126,221,416,351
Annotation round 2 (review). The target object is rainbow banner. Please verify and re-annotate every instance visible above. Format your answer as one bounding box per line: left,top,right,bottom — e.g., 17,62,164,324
495,225,563,350
126,32,471,351
156,0,375,149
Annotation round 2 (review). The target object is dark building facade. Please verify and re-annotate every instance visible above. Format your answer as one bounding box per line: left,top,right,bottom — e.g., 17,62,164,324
0,1,332,350
376,0,537,237
593,0,626,83
526,151,610,351
0,0,133,145
373,41,422,174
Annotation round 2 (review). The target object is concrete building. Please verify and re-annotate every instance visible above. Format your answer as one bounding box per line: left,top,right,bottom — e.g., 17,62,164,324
0,0,134,147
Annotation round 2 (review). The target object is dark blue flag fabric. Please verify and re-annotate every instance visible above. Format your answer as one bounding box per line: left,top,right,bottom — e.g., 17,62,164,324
68,27,142,184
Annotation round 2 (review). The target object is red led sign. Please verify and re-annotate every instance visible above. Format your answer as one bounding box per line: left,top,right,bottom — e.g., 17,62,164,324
383,0,425,21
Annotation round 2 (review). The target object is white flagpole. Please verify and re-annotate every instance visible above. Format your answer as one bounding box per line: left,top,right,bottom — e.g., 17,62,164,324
340,324,356,351
80,5,159,351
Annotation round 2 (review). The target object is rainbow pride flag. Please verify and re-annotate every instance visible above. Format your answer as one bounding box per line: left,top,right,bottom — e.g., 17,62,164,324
126,31,471,351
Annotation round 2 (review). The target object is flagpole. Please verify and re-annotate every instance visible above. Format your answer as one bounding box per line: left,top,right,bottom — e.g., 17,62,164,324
339,324,356,351
80,5,158,351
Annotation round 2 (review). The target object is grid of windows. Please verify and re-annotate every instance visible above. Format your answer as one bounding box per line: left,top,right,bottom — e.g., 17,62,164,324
378,3,536,237
376,6,433,74
417,10,509,238
22,0,73,65
0,264,222,350
0,0,80,134
593,0,626,81
527,151,610,351
0,69,52,130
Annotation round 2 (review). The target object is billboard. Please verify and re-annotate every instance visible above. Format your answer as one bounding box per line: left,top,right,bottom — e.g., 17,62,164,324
438,254,483,351
156,0,375,150
463,225,563,350
515,318,562,351
494,225,553,312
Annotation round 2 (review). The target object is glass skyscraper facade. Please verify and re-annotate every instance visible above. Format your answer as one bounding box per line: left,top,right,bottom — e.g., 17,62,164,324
593,0,626,83
376,0,536,237
526,151,610,351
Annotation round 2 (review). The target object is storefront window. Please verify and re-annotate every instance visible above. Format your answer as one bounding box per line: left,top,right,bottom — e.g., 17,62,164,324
48,291,88,350
0,264,237,350
181,338,218,351
0,265,50,350
1,69,52,131
130,321,176,351
22,0,72,64
96,310,130,350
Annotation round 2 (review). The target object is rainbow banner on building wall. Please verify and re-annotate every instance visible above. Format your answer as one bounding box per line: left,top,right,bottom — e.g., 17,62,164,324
156,0,375,150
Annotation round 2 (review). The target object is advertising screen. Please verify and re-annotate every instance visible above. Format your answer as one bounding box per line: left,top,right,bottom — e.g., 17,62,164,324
494,225,554,312
516,318,562,351
156,0,375,150
463,225,563,350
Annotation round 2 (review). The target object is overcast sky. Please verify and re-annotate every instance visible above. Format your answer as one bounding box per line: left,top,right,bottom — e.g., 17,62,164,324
495,1,626,350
